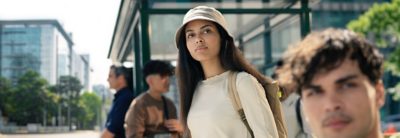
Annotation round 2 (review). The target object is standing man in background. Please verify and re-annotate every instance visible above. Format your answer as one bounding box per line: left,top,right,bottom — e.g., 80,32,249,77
102,65,134,138
124,60,182,138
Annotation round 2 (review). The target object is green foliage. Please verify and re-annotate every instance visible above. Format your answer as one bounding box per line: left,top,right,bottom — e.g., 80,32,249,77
49,75,85,128
347,0,400,73
386,47,400,74
50,76,83,99
0,77,13,116
3,70,56,125
77,92,102,129
389,83,400,101
347,0,400,47
1,73,101,129
43,91,59,124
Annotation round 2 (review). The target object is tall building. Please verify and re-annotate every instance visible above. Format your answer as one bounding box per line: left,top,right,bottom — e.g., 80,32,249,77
0,20,91,89
81,54,91,91
0,20,73,85
71,51,91,91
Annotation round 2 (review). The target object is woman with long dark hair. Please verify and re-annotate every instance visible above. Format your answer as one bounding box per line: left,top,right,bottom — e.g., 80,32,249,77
175,6,287,138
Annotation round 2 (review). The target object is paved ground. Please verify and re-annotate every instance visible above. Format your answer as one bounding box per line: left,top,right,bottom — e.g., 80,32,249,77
1,130,100,138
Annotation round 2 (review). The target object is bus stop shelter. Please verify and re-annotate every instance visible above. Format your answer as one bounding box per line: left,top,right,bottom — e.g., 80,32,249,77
108,0,311,95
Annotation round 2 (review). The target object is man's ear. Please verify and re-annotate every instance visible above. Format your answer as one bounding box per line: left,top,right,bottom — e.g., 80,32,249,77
117,75,127,86
375,80,385,108
145,76,152,86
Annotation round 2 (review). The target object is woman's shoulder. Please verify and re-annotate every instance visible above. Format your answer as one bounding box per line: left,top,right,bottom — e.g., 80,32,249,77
234,71,264,91
236,71,258,83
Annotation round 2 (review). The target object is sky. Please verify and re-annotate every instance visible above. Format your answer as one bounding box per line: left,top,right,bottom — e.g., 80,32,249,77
0,0,121,88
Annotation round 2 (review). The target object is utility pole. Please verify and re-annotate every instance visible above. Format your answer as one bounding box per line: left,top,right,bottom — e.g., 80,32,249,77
0,23,2,78
67,42,73,131
43,108,47,128
68,87,71,131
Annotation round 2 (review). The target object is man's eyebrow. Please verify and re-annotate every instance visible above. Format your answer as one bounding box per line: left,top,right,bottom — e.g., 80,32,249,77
335,74,358,84
303,84,322,92
302,74,358,89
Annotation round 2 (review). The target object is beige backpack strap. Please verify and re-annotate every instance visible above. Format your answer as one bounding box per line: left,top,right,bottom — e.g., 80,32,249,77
265,81,288,138
228,71,255,138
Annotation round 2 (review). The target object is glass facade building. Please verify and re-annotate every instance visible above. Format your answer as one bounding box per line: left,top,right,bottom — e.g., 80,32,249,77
1,24,42,83
0,20,73,85
71,52,91,91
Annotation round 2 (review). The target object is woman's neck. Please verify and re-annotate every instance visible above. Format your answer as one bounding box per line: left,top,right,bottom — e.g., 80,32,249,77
200,58,226,79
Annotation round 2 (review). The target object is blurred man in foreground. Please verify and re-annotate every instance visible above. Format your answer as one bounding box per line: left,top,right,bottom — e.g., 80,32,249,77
286,28,385,138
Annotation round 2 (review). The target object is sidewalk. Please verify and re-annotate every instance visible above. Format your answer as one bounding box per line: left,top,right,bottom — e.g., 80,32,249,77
0,130,100,138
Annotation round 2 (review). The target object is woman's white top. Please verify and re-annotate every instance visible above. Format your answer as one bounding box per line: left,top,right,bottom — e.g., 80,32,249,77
187,71,278,138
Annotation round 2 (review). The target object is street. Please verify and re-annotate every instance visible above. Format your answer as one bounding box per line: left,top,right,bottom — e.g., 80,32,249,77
0,130,100,138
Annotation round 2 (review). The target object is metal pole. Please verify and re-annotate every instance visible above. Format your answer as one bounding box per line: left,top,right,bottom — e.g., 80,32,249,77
43,109,47,128
140,0,150,93
0,23,2,78
58,100,62,126
300,0,311,38
68,44,72,131
68,88,71,131
263,17,272,70
134,26,142,96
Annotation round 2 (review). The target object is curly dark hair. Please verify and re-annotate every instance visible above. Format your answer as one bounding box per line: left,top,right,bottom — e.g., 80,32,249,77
289,28,384,94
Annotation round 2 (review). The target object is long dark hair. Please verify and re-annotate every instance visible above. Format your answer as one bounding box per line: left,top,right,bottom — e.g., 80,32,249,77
176,22,278,134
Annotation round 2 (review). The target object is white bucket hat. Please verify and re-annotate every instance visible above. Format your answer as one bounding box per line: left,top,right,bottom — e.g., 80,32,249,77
175,6,233,48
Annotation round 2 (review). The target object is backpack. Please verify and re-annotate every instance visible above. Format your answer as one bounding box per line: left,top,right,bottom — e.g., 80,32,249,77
228,71,288,138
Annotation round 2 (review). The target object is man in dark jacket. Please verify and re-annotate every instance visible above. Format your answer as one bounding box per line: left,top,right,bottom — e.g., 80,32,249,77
102,65,134,138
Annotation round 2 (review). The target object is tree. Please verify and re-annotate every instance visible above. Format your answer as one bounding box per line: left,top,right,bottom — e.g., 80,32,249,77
50,76,83,99
77,92,102,129
49,75,83,129
43,91,60,125
0,77,13,117
4,70,58,125
347,0,400,74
